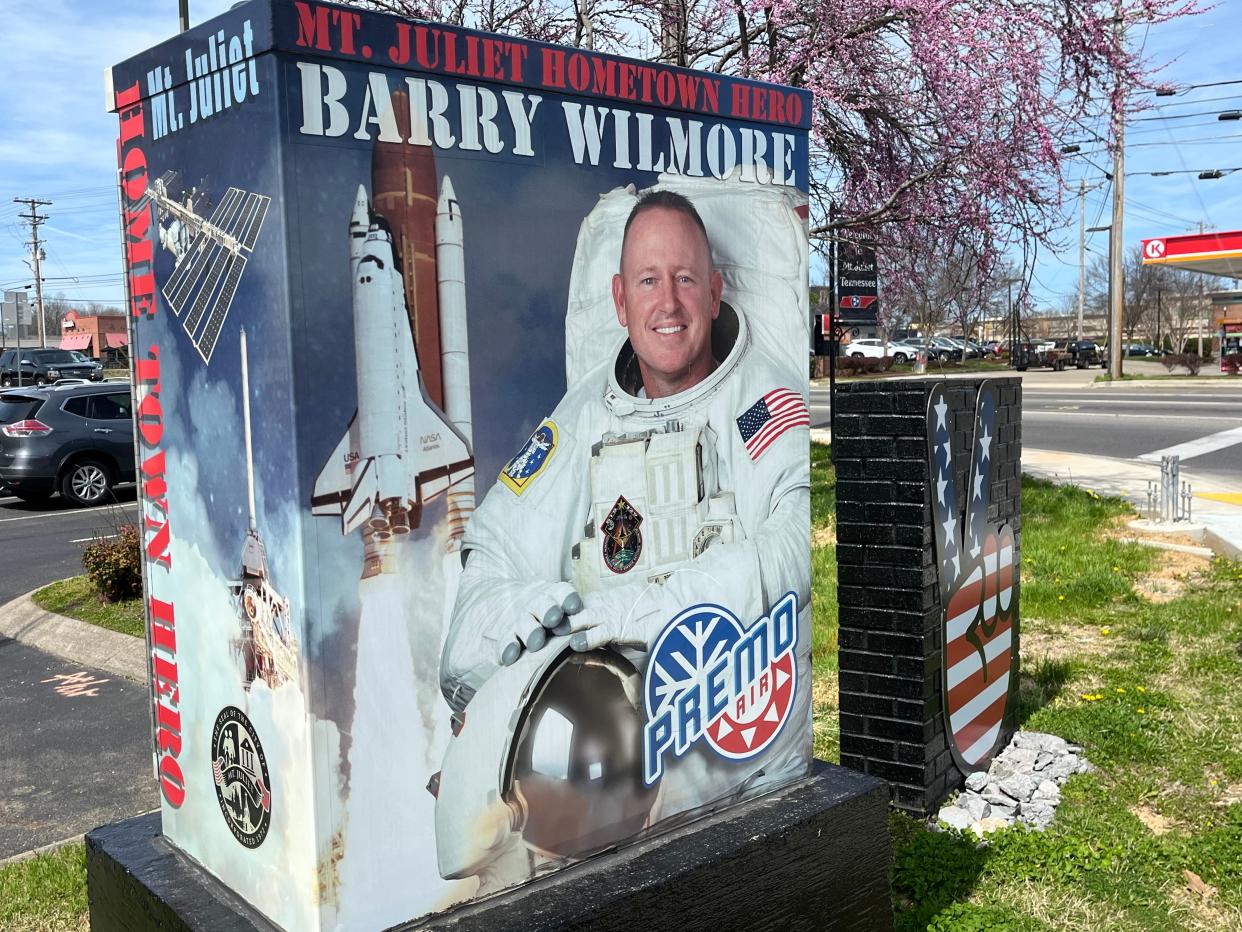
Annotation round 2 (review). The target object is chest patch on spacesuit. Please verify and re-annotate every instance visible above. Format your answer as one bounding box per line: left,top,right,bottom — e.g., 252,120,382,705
499,419,558,496
735,388,810,461
601,495,643,574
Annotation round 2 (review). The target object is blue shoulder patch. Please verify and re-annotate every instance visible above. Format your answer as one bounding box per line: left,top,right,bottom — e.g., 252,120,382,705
499,419,558,496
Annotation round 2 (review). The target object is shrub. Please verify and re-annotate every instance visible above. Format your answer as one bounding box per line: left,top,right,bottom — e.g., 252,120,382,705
81,524,143,603
835,354,897,375
1160,352,1201,375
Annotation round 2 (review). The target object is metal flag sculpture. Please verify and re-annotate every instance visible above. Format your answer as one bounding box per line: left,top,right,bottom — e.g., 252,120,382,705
927,384,1018,772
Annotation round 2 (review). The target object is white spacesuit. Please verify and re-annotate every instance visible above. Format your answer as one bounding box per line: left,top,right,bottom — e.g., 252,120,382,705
439,301,811,828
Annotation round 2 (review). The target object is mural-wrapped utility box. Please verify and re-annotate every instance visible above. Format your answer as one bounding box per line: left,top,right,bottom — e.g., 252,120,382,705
107,1,814,928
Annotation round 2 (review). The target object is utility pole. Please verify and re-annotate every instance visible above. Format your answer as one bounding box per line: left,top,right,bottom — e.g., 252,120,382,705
13,197,51,349
1107,5,1125,380
1197,221,1205,357
1156,287,1162,351
1078,179,1086,340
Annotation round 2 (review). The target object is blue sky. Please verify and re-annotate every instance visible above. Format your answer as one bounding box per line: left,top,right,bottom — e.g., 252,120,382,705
0,0,235,310
1,0,1239,314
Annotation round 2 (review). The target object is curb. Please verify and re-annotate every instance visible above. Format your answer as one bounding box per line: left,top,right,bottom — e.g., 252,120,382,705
1090,378,1241,389
0,832,85,869
1205,528,1242,561
0,588,146,683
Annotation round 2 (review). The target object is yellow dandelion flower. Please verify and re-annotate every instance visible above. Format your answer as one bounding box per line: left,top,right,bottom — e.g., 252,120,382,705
1100,627,1111,636
1137,708,1145,714
1058,594,1065,601
1112,565,1120,572
1116,687,1125,694
1137,686,1146,693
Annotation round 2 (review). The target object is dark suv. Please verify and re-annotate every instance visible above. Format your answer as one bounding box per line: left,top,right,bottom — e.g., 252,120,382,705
0,382,135,506
0,348,104,387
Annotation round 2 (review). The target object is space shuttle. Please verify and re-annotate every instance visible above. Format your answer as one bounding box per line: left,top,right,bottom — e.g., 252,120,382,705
311,184,473,558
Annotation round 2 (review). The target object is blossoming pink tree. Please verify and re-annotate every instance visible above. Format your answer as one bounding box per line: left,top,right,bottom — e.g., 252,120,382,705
360,0,1199,303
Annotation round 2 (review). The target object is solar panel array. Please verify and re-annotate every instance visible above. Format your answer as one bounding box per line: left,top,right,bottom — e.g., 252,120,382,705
161,187,270,364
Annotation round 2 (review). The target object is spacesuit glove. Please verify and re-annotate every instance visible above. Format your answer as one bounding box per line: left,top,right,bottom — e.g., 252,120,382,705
566,586,666,652
498,583,584,665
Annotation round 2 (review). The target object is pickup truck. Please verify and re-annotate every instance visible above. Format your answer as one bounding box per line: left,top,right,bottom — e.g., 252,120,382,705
1052,340,1106,369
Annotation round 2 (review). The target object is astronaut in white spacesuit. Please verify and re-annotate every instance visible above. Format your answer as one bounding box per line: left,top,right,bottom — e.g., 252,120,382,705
438,191,811,830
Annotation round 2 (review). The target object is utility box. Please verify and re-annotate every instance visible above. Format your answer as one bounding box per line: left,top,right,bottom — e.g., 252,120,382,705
105,2,815,928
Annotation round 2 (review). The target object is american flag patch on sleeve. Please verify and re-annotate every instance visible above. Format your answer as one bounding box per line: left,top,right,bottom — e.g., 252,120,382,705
735,388,810,461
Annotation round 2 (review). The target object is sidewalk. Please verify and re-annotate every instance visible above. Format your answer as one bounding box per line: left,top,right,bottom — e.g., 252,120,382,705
1023,448,1242,560
811,427,1241,560
0,589,146,683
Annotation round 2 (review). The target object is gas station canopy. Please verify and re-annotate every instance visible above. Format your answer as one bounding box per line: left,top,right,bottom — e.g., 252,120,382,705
1141,230,1242,278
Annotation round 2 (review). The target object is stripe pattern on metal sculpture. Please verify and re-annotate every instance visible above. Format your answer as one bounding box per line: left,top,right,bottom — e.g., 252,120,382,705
928,384,1018,771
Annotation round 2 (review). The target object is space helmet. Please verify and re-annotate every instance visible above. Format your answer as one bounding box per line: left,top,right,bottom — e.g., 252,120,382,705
431,644,658,879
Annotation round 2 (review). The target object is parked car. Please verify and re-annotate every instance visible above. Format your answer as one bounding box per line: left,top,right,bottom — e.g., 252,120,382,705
926,337,970,360
1124,342,1158,357
0,348,104,387
842,338,890,359
845,338,933,364
945,337,984,359
1051,339,1106,369
1014,341,1071,371
0,381,134,505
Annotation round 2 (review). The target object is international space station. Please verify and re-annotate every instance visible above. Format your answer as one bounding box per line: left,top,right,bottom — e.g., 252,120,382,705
145,171,270,364
310,99,476,576
230,329,299,690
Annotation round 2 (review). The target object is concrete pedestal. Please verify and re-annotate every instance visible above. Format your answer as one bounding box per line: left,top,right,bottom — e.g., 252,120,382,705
87,761,893,932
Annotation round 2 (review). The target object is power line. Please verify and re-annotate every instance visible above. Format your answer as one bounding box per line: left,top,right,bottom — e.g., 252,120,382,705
1130,108,1241,123
1143,92,1242,111
1154,77,1242,94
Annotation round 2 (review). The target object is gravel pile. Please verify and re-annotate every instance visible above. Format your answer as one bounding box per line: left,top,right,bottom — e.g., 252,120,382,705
937,731,1091,837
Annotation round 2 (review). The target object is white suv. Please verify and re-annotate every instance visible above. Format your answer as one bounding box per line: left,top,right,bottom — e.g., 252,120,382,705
844,339,916,363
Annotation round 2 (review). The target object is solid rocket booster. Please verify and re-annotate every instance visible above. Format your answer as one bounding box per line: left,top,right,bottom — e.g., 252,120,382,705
436,176,475,545
372,88,444,409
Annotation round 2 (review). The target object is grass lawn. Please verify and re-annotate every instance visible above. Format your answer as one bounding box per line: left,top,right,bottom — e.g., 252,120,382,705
31,575,143,638
0,844,88,931
811,452,1242,930
829,358,1012,382
1094,373,1220,383
5,449,1239,929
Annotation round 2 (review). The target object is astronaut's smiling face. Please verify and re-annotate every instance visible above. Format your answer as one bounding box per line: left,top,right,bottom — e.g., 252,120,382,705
612,206,723,399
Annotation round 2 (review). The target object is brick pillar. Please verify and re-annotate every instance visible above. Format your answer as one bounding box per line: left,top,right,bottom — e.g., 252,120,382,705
833,377,1022,815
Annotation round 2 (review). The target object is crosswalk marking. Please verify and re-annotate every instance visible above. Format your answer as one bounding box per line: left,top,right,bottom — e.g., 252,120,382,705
1138,425,1242,463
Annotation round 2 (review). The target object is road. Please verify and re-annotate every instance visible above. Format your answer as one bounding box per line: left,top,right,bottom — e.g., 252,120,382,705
810,373,1242,486
0,637,156,860
0,488,138,605
0,486,148,861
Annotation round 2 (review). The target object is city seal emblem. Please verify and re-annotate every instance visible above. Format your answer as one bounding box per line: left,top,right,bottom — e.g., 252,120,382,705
211,705,272,848
601,495,643,574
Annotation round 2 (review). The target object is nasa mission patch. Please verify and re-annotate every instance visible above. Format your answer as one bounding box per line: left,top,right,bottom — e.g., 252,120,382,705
211,705,272,849
601,495,643,574
500,419,558,496
641,594,798,786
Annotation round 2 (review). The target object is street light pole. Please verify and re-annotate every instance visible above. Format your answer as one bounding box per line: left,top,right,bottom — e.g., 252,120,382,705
1008,280,1015,367
1147,287,1157,352
1107,5,1125,380
1078,178,1086,340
